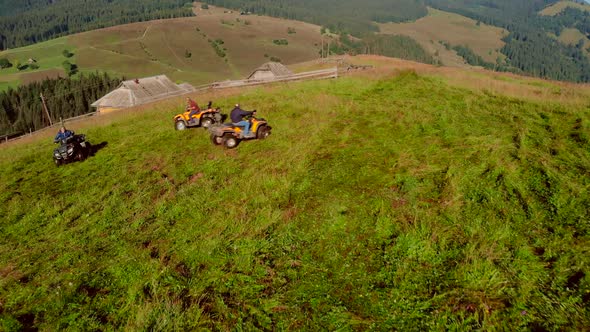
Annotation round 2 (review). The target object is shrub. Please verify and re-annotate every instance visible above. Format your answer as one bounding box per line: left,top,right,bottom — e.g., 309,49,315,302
273,39,288,46
62,49,74,58
0,58,12,69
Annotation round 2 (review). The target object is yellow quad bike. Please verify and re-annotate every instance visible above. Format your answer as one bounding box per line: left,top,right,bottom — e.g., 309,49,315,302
208,111,272,149
173,104,223,130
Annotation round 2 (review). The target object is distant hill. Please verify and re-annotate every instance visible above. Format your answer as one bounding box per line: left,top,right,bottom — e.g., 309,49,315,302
2,0,590,83
203,0,590,82
0,6,324,91
378,7,507,67
540,0,590,15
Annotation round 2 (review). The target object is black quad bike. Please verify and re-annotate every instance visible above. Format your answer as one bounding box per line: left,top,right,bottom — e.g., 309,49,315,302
53,134,92,166
208,111,272,149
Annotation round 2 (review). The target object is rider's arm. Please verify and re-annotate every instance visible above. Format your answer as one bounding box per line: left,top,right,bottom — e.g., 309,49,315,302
238,109,254,117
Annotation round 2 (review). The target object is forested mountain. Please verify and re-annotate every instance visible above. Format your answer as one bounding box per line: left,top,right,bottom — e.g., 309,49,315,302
2,0,590,83
203,0,590,82
0,0,193,50
0,73,121,136
429,0,590,82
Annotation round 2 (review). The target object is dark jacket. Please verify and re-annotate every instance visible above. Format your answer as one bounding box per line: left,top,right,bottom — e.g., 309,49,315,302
55,130,74,142
230,106,253,123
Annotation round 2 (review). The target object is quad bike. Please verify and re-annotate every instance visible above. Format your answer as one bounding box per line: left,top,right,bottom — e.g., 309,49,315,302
173,102,223,130
209,111,272,149
53,134,92,166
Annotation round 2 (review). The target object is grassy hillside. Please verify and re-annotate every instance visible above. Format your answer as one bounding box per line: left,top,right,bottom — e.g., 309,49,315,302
0,4,322,91
1,58,589,330
553,27,590,57
378,7,507,66
540,0,590,15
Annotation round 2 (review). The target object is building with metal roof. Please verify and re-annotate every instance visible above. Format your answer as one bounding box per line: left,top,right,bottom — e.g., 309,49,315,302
247,62,293,80
91,75,195,113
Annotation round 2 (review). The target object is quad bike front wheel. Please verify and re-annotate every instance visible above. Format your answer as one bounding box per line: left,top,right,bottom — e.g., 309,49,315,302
54,158,62,167
222,134,240,149
257,125,271,139
175,120,187,131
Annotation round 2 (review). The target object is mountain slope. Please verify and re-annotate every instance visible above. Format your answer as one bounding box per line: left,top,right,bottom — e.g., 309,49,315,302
0,7,324,90
378,7,507,67
1,58,589,330
540,0,590,15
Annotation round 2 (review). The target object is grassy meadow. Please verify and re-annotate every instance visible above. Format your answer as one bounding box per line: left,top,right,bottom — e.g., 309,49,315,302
378,7,507,67
0,4,322,92
1,66,590,330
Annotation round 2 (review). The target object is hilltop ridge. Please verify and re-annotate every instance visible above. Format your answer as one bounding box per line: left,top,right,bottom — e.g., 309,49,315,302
1,56,589,330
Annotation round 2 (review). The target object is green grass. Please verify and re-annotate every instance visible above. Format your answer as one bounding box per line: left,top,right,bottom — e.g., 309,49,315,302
1,72,589,330
0,79,19,91
0,37,75,89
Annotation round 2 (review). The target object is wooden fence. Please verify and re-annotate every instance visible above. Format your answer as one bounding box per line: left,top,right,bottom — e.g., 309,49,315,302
1,67,339,144
193,67,338,91
1,112,97,144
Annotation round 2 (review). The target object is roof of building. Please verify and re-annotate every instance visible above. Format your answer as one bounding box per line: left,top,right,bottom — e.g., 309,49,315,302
91,75,195,108
247,62,293,79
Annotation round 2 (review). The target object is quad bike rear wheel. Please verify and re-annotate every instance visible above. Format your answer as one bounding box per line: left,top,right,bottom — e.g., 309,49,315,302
175,120,187,131
210,133,223,145
76,148,85,161
86,142,93,157
201,117,214,128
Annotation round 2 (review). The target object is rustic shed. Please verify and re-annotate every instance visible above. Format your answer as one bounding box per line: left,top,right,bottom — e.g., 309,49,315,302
91,75,195,113
247,62,293,80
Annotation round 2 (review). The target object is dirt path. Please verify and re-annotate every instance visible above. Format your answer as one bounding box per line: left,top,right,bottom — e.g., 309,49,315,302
141,25,151,40
162,30,187,71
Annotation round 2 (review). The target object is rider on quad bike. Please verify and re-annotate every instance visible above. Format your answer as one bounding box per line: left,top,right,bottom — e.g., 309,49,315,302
52,126,92,166
174,99,223,130
209,105,272,149
230,104,256,138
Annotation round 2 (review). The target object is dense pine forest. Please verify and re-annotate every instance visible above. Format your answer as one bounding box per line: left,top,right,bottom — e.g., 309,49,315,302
0,0,193,50
0,73,121,137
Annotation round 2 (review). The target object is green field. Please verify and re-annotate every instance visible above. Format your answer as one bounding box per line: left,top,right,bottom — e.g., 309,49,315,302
1,68,589,330
0,6,322,92
0,37,73,90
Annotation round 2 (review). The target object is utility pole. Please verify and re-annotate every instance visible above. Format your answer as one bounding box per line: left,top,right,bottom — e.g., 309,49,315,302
40,93,53,126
